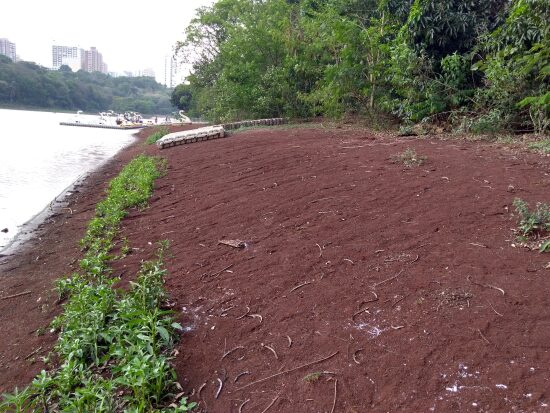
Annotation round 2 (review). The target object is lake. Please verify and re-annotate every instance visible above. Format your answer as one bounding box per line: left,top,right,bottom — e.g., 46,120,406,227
0,109,135,250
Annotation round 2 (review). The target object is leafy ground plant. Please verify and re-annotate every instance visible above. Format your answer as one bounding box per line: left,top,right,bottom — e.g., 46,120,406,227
1,155,196,412
391,148,426,167
146,127,170,144
513,198,550,252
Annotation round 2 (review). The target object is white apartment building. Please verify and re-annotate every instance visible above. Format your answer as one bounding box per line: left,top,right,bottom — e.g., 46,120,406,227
0,38,17,61
164,54,185,88
52,45,108,74
52,45,81,70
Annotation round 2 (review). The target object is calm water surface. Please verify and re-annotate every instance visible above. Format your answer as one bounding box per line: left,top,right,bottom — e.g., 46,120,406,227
0,109,135,250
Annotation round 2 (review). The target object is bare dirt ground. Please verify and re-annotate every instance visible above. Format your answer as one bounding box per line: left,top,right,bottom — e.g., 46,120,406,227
1,124,550,412
113,126,550,412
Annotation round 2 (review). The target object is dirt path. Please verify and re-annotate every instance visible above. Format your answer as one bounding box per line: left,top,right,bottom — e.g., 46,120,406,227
109,126,550,412
1,125,549,411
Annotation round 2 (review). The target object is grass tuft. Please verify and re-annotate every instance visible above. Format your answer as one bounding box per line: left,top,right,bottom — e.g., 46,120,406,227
146,127,170,145
391,148,426,167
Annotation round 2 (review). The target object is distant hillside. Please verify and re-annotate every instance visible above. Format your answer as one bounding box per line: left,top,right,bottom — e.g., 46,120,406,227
0,55,175,115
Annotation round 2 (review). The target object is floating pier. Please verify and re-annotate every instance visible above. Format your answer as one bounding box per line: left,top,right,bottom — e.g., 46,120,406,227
59,122,147,129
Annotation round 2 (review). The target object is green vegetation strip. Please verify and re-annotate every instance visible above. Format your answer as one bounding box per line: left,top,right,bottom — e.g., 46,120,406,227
146,127,170,145
0,155,196,412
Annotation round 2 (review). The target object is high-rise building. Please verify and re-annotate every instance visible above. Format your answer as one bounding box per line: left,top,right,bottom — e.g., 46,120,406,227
52,45,80,70
164,54,184,88
52,45,109,74
84,47,104,73
0,38,16,62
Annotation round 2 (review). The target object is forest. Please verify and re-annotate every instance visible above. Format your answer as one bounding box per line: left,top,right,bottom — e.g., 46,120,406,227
0,56,174,115
175,0,549,134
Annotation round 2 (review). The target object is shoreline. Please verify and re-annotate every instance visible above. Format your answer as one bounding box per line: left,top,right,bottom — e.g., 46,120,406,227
0,124,196,391
0,144,133,257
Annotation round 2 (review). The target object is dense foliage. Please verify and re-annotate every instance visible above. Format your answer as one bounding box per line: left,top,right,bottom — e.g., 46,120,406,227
176,0,549,134
0,56,175,114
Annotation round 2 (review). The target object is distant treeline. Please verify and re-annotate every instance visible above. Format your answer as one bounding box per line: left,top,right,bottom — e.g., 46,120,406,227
0,55,175,114
176,0,549,134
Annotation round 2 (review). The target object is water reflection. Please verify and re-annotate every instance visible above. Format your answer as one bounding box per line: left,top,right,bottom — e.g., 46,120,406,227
0,109,135,250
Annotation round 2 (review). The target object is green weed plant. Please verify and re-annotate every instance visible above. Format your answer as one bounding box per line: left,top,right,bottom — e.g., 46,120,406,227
513,198,550,252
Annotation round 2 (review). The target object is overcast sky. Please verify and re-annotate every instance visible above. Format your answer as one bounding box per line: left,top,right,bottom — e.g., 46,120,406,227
2,0,215,83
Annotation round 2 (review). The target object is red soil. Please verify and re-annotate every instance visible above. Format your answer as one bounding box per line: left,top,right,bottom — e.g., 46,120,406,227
2,125,550,412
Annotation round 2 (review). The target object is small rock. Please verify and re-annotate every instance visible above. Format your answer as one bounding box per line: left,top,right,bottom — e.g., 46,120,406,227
1,228,8,233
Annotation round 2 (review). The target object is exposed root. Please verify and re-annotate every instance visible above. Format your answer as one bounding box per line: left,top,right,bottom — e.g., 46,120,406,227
351,306,370,320
372,269,405,288
487,301,504,317
220,305,236,314
248,314,263,323
360,291,378,306
202,264,235,282
290,281,312,293
467,275,505,296
236,306,251,320
469,242,488,248
222,346,246,361
478,328,491,345
261,343,279,360
215,378,224,399
235,351,339,391
197,382,207,399
260,394,279,413
234,371,251,383
286,335,293,348
330,379,338,413
1,290,32,300
238,399,250,413
24,346,43,360
391,294,411,308
352,349,364,365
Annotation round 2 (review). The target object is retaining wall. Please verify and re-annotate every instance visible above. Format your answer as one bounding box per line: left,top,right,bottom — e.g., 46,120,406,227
156,118,288,150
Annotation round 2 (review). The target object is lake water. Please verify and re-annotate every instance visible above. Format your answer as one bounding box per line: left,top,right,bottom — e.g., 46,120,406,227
0,109,136,250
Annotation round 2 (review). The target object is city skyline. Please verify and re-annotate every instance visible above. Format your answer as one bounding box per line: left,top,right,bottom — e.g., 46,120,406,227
1,0,214,83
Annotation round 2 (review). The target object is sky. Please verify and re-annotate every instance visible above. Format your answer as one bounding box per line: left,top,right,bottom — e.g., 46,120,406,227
2,0,215,83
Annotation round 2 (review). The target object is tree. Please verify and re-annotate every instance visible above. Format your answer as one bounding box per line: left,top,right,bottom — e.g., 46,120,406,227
170,84,193,111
